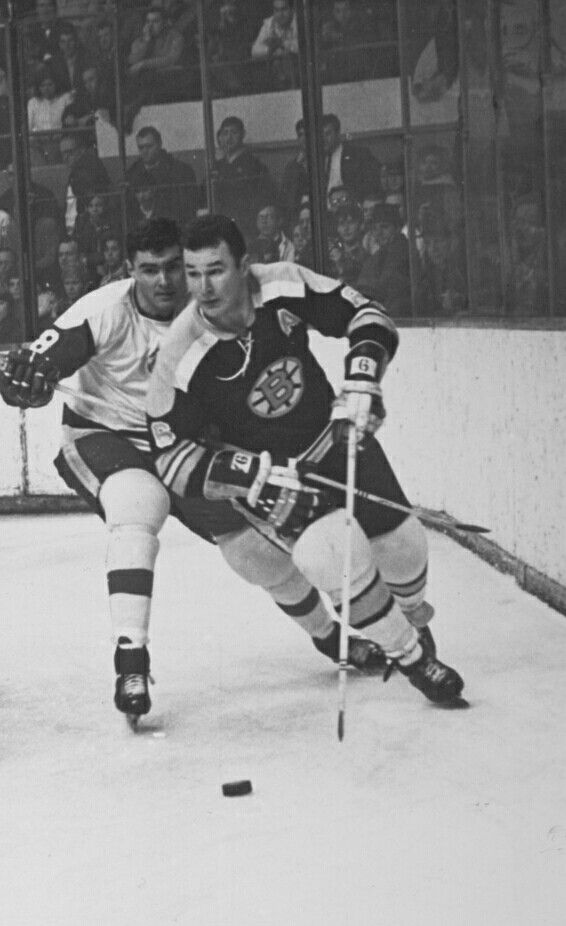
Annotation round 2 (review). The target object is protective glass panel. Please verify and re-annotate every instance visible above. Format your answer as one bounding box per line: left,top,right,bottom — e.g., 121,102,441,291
410,130,467,316
499,0,548,316
208,1,303,255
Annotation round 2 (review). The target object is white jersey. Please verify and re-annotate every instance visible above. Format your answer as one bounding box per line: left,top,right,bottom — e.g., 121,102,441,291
30,279,174,452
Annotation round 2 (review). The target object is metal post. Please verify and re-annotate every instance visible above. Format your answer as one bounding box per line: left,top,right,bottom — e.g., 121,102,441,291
5,17,37,338
487,0,510,315
395,0,419,317
196,0,217,215
539,0,556,316
296,0,327,272
455,0,474,315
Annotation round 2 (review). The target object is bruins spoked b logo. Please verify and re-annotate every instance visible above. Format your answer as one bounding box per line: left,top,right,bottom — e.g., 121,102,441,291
248,357,304,418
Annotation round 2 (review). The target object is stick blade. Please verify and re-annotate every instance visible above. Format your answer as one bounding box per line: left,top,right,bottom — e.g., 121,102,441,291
337,710,345,741
453,523,490,533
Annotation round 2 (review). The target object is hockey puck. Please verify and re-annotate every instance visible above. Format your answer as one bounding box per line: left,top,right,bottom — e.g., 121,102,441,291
222,780,252,797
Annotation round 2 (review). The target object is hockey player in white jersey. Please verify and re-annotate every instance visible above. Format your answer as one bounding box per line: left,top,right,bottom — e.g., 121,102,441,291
0,218,385,726
146,214,466,707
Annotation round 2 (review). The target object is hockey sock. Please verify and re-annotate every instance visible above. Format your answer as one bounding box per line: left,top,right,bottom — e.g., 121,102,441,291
276,587,335,639
369,517,429,616
106,526,160,648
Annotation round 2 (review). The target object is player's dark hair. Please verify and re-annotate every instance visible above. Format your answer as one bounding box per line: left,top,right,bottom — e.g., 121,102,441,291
322,113,341,133
136,125,162,146
183,215,247,266
126,218,181,262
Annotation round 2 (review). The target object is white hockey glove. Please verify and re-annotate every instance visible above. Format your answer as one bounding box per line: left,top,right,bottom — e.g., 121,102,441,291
331,341,387,444
203,449,333,537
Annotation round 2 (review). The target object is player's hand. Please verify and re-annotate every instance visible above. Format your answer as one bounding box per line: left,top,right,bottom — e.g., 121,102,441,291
203,449,333,536
331,340,388,444
331,383,386,444
0,348,59,408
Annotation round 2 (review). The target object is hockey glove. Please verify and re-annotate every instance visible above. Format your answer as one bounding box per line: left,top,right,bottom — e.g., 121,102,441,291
203,448,333,537
0,348,60,409
331,340,387,444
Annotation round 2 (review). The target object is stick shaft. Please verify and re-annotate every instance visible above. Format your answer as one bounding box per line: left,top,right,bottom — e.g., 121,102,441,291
337,425,357,741
304,471,489,534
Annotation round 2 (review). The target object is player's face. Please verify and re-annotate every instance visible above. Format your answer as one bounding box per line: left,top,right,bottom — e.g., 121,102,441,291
129,245,186,318
184,241,254,337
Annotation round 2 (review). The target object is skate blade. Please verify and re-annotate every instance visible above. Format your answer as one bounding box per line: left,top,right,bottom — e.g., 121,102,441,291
126,713,141,731
435,696,470,710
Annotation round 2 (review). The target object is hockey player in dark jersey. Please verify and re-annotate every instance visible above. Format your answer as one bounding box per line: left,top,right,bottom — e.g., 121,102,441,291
0,218,385,727
146,214,466,707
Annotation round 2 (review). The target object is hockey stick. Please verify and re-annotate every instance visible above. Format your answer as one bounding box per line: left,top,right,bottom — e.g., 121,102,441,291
337,424,357,742
302,471,490,534
54,382,142,416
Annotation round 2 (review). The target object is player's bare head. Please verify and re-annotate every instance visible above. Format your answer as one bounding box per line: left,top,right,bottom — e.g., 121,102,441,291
183,215,247,268
126,218,181,263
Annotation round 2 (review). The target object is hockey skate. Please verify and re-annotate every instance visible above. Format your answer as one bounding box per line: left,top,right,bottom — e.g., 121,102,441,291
313,621,388,674
114,638,152,729
397,650,468,708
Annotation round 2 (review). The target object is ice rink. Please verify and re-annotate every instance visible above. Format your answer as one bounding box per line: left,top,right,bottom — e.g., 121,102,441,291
1,511,565,926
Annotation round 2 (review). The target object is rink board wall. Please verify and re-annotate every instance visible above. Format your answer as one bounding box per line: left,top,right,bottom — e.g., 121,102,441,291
1,327,565,594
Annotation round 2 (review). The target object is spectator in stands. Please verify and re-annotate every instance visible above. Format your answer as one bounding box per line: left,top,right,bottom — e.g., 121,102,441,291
162,0,198,48
415,210,467,316
126,125,198,228
0,245,16,296
128,179,162,227
206,0,257,97
27,63,73,165
356,202,411,316
507,195,548,316
249,202,294,263
0,293,23,345
50,20,93,94
59,131,111,236
68,63,116,128
25,0,72,65
320,0,373,82
292,202,314,267
360,191,384,255
125,5,186,119
73,190,119,281
328,202,366,285
98,232,128,286
0,162,64,291
281,117,310,224
381,158,404,199
251,0,299,90
36,283,61,332
327,184,357,216
209,115,278,239
94,17,118,72
57,266,90,313
322,113,380,208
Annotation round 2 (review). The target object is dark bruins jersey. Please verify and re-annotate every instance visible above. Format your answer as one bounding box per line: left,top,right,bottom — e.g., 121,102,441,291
146,261,398,499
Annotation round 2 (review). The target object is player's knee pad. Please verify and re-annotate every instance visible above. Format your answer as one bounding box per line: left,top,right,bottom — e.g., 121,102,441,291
292,509,375,601
99,468,170,535
218,526,311,601
370,515,429,613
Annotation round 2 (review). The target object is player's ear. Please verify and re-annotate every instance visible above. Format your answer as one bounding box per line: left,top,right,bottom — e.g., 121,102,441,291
240,253,251,275
126,260,134,277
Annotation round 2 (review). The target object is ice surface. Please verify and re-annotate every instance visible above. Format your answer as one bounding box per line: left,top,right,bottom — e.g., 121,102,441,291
1,513,565,926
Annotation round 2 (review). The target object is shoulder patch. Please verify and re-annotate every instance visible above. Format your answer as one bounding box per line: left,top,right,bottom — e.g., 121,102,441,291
277,308,302,336
341,285,370,309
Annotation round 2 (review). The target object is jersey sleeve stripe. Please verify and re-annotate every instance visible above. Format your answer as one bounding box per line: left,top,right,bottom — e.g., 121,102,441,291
347,306,396,336
155,441,206,496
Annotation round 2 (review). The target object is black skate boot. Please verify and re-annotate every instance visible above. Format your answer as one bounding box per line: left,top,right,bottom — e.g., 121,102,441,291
398,650,467,707
114,637,152,728
417,625,437,659
313,621,388,674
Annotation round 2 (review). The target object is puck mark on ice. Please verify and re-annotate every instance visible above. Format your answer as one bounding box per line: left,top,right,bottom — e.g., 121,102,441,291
248,357,304,418
222,780,253,797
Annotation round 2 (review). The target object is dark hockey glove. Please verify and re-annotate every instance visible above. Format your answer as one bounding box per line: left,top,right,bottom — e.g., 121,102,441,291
331,340,387,444
0,348,60,408
203,449,334,537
